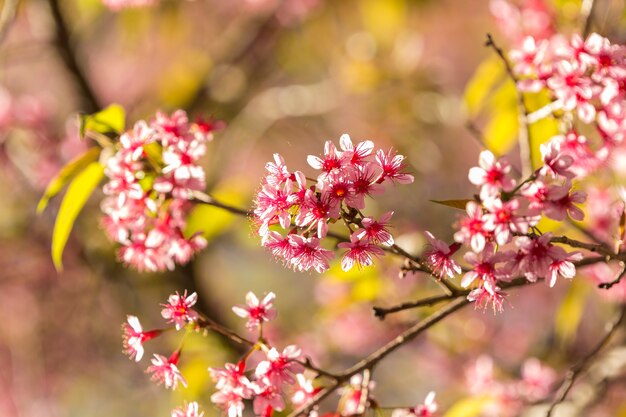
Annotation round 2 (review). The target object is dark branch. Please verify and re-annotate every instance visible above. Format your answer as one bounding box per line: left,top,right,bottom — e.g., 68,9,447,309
47,0,100,113
545,304,626,417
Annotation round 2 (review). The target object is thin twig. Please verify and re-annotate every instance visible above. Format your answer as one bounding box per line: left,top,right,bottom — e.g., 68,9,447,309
598,262,626,290
47,0,100,112
545,304,626,417
373,293,458,319
485,33,532,177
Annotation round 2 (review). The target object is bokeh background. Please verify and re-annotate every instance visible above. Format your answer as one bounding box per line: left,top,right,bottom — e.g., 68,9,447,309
1,0,626,416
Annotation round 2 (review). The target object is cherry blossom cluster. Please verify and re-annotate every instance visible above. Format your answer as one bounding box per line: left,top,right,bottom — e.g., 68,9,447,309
465,355,555,417
510,33,626,174
122,291,201,414
422,146,585,311
210,291,317,417
253,134,413,273
101,110,221,272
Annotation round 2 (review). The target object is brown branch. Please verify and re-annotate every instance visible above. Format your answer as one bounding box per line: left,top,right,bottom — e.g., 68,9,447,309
287,297,471,417
545,303,626,417
598,263,626,290
373,293,459,320
47,0,100,113
485,33,532,177
549,235,614,256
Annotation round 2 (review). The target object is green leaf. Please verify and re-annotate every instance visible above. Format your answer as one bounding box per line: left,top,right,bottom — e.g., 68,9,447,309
79,104,126,137
37,147,101,214
430,199,474,210
52,162,105,271
463,55,505,117
443,396,493,417
554,278,588,344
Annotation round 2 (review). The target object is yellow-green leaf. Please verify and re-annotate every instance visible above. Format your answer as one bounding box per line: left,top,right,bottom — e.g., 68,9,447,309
79,104,126,137
37,147,101,213
463,55,505,117
430,199,474,210
554,278,588,344
443,396,493,417
52,162,105,271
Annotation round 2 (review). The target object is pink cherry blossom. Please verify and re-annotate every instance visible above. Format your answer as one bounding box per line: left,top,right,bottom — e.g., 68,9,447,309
354,211,395,246
468,150,516,200
255,345,303,386
423,231,462,279
161,290,199,330
288,235,334,273
454,202,491,253
337,234,385,271
122,315,161,362
519,358,556,401
232,292,277,330
374,149,414,184
146,351,187,390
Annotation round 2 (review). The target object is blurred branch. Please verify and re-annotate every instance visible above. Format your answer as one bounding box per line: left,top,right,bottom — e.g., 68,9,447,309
0,0,19,44
545,303,626,417
47,0,100,112
582,0,598,37
485,33,532,177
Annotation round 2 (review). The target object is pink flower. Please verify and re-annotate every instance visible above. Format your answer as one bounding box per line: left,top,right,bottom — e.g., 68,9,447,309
338,234,385,271
519,358,556,401
209,361,253,397
122,315,161,362
544,181,587,221
291,374,320,406
423,231,462,279
288,235,334,273
264,153,292,187
146,351,187,390
232,292,277,330
161,290,199,330
262,231,296,265
307,141,350,176
467,285,507,313
414,391,438,417
539,140,575,178
374,149,414,184
339,134,374,166
482,198,530,246
252,381,285,416
354,211,395,246
211,389,246,417
547,248,583,287
171,402,204,417
255,345,303,386
462,245,510,292
468,151,516,200
454,201,491,253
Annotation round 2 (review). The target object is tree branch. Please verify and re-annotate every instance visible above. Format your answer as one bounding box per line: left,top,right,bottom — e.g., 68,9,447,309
47,0,100,113
485,33,532,177
545,303,626,417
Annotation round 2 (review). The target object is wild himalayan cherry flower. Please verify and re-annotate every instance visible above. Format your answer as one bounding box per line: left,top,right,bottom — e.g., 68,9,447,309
539,141,575,178
423,231,462,279
468,285,507,313
468,150,516,200
518,358,556,401
232,291,277,330
338,374,376,416
255,345,303,386
252,381,285,417
171,402,204,417
482,198,531,246
292,374,321,406
253,136,412,273
122,315,161,362
354,211,395,246
337,234,385,271
161,291,199,330
462,246,510,294
454,202,491,253
101,110,218,271
147,351,187,390
543,181,587,221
